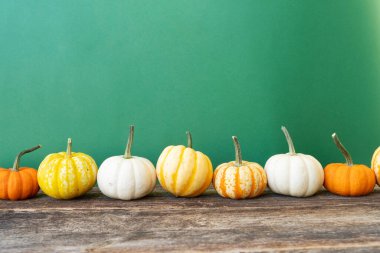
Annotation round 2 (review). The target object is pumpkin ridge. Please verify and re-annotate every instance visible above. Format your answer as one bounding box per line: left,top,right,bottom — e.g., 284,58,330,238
213,165,223,194
268,155,283,194
180,149,197,196
259,164,268,195
79,155,97,193
40,158,52,197
252,164,263,196
114,157,125,199
158,146,174,191
364,166,375,195
248,166,256,197
338,164,349,196
364,167,370,195
172,146,186,196
255,166,264,196
234,167,241,199
130,159,136,199
0,170,9,199
346,165,352,196
134,158,147,197
26,169,39,197
7,172,17,200
71,159,80,197
213,163,227,187
78,156,91,192
187,156,212,197
4,170,10,199
309,156,323,196
53,159,63,199
285,156,292,196
19,170,31,199
81,154,98,186
140,158,156,194
371,147,380,171
254,164,266,196
370,147,379,184
288,156,298,196
212,167,219,188
301,156,310,197
60,159,70,199
220,166,229,197
15,171,22,200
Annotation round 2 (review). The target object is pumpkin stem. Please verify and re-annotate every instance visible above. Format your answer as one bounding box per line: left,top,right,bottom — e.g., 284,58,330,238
232,136,242,166
11,145,42,171
332,133,353,166
66,138,72,157
186,131,192,148
281,126,296,155
124,125,134,159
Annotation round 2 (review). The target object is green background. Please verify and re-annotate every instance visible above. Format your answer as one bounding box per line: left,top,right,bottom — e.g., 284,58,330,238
0,0,379,170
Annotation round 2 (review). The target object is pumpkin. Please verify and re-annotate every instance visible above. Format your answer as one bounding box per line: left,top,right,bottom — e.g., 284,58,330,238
37,138,98,199
213,136,267,199
0,145,41,200
264,126,324,197
371,147,380,186
156,131,213,197
324,133,376,196
97,126,156,200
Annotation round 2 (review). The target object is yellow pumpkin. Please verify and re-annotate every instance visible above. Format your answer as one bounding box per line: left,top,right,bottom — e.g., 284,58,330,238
156,131,213,197
37,138,98,199
213,136,267,199
371,146,380,186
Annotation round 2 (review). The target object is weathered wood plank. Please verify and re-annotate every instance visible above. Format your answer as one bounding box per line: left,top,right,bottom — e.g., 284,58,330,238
1,187,380,252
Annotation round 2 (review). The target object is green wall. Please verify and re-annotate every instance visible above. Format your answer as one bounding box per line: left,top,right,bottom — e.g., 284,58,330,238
1,0,379,170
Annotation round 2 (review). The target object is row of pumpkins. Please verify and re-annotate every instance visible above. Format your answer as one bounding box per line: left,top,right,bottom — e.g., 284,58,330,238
1,126,380,201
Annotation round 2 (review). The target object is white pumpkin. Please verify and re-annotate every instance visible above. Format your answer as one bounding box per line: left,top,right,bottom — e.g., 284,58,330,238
97,126,156,200
264,126,324,197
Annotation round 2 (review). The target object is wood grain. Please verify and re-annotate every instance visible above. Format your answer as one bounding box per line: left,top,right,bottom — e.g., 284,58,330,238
1,186,380,252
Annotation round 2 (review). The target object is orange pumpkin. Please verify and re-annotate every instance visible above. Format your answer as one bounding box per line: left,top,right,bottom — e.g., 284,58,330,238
371,147,380,185
0,145,41,200
324,133,375,197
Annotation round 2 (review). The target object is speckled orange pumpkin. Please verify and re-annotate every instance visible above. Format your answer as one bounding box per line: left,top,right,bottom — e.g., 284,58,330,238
324,133,376,197
213,136,267,199
0,145,41,200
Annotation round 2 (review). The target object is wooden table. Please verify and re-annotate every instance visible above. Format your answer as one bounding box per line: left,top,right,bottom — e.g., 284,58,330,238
1,186,380,252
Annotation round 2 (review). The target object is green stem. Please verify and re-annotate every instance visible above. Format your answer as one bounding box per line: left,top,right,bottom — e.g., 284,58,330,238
66,138,72,157
11,145,42,171
124,125,134,159
232,136,242,166
186,131,192,148
332,133,353,166
281,126,296,155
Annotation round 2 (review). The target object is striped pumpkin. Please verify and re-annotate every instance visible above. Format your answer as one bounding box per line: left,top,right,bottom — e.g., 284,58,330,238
37,138,98,199
156,131,213,197
371,147,380,186
213,136,267,199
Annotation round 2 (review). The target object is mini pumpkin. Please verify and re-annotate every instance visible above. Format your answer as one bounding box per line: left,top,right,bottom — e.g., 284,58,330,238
264,126,324,197
324,133,376,196
37,138,98,199
156,131,213,197
213,136,267,199
371,147,380,186
97,126,156,200
0,145,41,200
